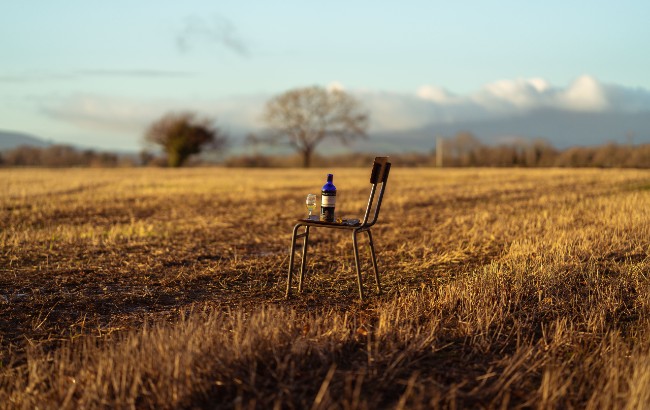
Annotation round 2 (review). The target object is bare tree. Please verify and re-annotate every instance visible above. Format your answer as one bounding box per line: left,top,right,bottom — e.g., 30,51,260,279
262,86,369,167
452,131,482,166
527,138,557,167
144,112,228,167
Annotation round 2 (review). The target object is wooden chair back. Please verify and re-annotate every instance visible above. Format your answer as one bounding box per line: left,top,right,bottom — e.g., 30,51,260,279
361,157,391,227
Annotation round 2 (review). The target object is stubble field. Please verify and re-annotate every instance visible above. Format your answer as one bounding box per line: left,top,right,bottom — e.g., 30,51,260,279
1,166,650,409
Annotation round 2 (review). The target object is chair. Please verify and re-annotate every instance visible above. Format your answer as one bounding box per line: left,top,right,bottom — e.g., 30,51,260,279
285,157,391,300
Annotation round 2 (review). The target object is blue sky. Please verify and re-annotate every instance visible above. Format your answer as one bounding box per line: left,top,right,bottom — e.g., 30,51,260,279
2,1,650,151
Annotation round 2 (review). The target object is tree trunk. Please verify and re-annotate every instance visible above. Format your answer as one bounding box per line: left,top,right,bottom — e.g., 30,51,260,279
302,148,312,168
167,150,184,167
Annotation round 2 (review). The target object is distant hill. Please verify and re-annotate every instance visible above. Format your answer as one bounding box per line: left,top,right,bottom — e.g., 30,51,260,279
0,130,50,150
355,109,650,153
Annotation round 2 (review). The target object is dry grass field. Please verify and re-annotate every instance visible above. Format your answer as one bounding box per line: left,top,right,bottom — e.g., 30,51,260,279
1,166,650,409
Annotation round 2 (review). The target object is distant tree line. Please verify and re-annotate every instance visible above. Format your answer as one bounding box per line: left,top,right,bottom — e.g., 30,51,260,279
430,132,650,168
224,133,650,168
3,137,649,169
0,145,133,167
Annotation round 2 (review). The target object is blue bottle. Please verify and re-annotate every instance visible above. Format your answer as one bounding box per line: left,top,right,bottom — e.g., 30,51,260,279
320,174,336,222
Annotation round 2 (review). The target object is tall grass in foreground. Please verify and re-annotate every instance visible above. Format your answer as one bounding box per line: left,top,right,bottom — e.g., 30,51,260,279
3,265,650,408
1,168,649,408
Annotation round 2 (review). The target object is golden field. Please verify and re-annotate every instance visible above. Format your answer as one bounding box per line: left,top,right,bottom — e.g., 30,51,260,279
1,167,650,409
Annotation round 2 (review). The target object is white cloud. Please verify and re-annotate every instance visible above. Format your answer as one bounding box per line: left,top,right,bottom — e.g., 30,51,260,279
357,75,650,132
358,91,432,131
474,77,553,110
557,75,608,111
416,85,456,104
38,76,650,142
327,81,345,92
416,75,615,114
40,93,267,135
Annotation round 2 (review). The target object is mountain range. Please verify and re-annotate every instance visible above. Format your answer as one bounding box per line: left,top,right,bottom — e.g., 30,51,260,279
358,108,650,153
0,130,51,150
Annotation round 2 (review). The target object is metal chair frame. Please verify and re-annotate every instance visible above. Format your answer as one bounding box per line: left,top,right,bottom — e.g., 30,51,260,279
286,157,391,300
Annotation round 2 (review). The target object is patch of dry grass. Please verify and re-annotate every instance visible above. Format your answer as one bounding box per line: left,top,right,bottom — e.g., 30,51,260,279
1,167,650,408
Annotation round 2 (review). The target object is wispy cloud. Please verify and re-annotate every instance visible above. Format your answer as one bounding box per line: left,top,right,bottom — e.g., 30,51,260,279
40,94,156,134
0,72,76,83
76,69,194,78
0,69,194,83
176,14,249,57
39,93,266,135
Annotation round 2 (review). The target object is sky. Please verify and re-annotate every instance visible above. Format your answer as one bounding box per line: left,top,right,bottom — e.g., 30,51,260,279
2,1,650,151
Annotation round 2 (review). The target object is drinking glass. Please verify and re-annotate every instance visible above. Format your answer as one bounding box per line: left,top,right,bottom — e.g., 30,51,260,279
306,194,317,219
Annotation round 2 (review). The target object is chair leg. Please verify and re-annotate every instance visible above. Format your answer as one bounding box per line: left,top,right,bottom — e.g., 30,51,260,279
286,224,302,298
298,226,310,292
366,230,381,294
352,230,365,300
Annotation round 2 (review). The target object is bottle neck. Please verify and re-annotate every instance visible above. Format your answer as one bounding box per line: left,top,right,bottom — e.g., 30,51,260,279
327,174,333,183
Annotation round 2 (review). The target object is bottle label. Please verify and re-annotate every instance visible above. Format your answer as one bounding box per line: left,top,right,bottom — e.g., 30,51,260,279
321,193,336,206
321,192,335,221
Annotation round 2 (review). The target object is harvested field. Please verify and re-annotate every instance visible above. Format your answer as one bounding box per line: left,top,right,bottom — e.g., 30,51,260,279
1,167,650,408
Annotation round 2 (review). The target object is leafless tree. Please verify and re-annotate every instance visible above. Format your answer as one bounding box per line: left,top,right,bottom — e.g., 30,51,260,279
144,112,228,167
262,86,369,167
3,145,43,166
